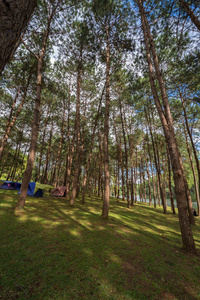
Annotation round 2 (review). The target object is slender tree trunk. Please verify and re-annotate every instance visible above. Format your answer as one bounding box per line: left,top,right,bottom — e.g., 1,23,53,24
0,148,9,177
147,108,166,212
120,139,125,201
63,82,71,188
6,143,18,180
0,74,31,161
81,83,105,204
138,0,197,254
183,122,200,216
16,7,54,210
119,98,130,208
51,101,65,185
16,145,28,182
151,161,157,208
37,108,49,182
98,130,103,198
145,153,151,206
0,87,21,152
102,23,110,219
166,145,176,214
11,140,22,180
43,121,53,184
0,0,37,74
178,0,200,31
70,48,82,206
135,148,138,203
180,91,200,216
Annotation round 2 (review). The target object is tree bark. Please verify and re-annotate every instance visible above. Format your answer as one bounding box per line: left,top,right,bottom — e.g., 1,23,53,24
166,144,176,214
51,101,65,185
119,98,130,208
178,0,200,31
81,83,105,204
183,121,200,216
16,6,54,210
0,74,31,161
37,110,49,182
0,0,37,74
138,0,197,254
70,47,82,206
42,121,53,184
180,91,200,216
102,23,110,219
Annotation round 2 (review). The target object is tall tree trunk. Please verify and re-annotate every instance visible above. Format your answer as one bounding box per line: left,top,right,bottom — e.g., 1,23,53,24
37,108,49,182
0,74,31,161
146,107,166,212
180,91,200,216
98,130,103,198
102,23,110,219
16,145,28,182
43,121,53,184
166,145,176,214
0,87,21,153
70,47,82,206
135,148,138,203
0,0,37,74
138,0,197,254
178,0,200,31
63,81,72,190
51,101,65,185
11,138,22,180
0,148,9,177
119,98,130,208
145,153,151,206
6,143,18,180
81,83,105,204
183,121,200,216
16,6,54,210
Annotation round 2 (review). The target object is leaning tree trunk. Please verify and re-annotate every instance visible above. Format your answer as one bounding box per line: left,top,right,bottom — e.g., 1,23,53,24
183,121,200,216
138,0,197,254
178,0,200,31
0,0,37,74
166,144,176,214
180,91,200,216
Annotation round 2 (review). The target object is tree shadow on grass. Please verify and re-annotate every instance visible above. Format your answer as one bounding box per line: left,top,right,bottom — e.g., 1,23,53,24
0,193,200,299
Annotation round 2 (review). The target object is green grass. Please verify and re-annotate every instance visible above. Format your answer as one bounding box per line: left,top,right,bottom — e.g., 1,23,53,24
0,190,200,300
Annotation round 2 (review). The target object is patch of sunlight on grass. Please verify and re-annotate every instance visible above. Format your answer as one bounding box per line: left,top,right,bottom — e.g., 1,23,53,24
82,248,93,256
108,253,122,264
69,229,82,237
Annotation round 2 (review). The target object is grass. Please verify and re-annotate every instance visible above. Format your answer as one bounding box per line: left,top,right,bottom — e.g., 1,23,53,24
0,190,200,300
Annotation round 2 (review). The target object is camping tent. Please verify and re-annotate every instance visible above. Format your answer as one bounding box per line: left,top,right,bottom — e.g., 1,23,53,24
18,182,54,197
0,181,21,190
50,186,67,197
27,182,44,197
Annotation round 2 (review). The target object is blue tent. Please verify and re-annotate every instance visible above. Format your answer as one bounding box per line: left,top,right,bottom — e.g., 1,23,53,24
19,182,44,197
0,181,21,190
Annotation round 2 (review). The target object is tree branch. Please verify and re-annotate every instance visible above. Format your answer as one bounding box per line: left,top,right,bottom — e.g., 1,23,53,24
20,38,39,60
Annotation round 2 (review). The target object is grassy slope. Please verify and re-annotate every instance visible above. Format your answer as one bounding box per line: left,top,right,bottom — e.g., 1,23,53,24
0,190,200,300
